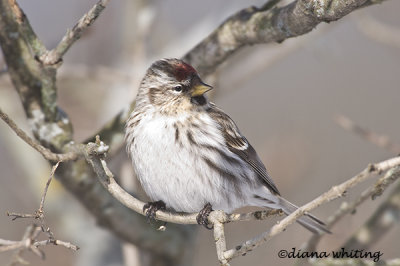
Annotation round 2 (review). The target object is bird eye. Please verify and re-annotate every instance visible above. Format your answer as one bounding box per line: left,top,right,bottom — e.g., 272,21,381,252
173,85,183,92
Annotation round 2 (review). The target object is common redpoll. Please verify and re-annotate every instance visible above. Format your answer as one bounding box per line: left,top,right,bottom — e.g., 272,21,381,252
126,58,329,234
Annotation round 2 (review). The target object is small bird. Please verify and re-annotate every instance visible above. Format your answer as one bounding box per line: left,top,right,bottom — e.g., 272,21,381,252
125,58,329,234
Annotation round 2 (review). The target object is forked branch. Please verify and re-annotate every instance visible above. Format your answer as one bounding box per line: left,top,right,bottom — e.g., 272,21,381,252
40,0,110,66
0,162,79,265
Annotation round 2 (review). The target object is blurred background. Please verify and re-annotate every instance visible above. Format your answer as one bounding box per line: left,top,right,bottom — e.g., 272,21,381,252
0,0,399,265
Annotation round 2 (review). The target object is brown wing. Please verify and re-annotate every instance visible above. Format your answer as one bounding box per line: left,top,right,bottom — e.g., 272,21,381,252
207,104,280,195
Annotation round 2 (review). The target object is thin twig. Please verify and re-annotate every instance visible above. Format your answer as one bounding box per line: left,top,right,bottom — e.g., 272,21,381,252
7,160,59,227
0,240,25,252
33,239,79,251
39,161,60,213
40,0,110,65
222,157,400,262
6,162,61,222
36,162,61,241
6,213,36,221
303,166,400,251
0,108,78,162
1,162,79,263
0,225,79,254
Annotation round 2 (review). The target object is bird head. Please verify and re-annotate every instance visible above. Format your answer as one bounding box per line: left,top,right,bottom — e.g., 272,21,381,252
138,58,212,113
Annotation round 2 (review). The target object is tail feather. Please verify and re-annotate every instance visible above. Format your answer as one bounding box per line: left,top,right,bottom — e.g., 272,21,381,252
278,197,331,234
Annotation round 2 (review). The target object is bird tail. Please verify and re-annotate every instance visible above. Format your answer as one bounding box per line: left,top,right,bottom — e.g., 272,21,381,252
278,197,331,234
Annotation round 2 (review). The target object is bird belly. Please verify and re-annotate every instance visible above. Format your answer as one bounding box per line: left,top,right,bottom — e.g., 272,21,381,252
128,113,252,213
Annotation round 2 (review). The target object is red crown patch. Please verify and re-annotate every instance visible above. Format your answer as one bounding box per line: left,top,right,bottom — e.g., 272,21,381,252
174,62,197,81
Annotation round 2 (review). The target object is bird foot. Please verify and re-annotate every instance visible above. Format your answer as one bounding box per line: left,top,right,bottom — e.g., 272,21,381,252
196,203,213,230
143,200,166,223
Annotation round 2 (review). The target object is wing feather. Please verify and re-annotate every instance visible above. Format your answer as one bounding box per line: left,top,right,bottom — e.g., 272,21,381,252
207,104,280,195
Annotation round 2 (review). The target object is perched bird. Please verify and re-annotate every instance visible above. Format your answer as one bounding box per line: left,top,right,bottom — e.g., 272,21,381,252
125,58,329,234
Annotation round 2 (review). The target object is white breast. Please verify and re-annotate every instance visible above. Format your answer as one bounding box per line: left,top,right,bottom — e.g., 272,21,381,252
126,108,257,213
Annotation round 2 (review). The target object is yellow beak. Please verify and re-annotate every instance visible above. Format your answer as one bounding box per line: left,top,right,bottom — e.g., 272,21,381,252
191,82,213,97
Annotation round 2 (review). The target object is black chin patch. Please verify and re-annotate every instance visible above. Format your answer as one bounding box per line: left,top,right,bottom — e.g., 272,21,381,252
191,95,207,106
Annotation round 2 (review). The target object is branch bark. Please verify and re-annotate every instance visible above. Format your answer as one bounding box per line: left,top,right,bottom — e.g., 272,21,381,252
183,0,386,76
0,107,77,161
0,0,72,150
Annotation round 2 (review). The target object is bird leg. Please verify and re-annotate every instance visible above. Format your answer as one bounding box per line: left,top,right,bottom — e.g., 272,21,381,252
196,203,214,230
143,200,166,223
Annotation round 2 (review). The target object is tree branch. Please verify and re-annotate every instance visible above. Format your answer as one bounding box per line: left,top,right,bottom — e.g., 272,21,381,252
209,211,229,266
40,0,110,66
0,0,73,150
222,156,400,262
0,108,78,162
0,224,79,257
303,166,400,251
183,0,387,76
1,162,79,264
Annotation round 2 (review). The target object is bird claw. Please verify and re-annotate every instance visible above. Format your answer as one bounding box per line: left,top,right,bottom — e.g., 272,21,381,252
143,200,166,223
196,203,213,230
